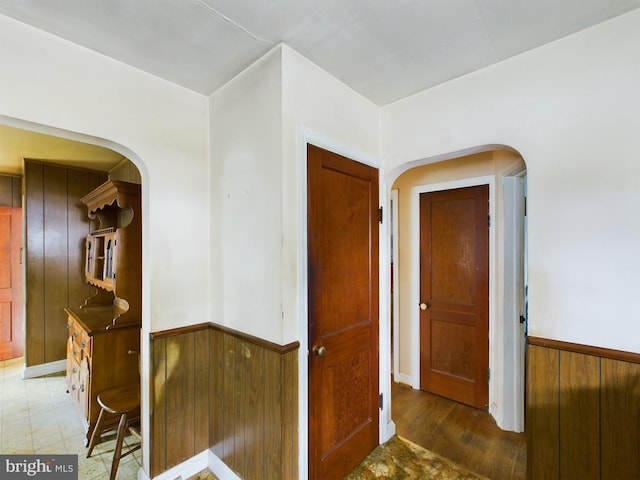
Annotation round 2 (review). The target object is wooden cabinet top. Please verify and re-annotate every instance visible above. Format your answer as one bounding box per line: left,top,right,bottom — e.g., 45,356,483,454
81,180,141,215
65,306,139,335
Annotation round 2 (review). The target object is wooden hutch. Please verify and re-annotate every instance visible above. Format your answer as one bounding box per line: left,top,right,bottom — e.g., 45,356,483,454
64,180,141,444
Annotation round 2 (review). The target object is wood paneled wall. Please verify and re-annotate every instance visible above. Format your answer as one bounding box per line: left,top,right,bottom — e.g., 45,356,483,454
150,325,210,474
0,174,22,207
109,159,141,184
527,337,640,479
150,323,299,479
24,161,107,367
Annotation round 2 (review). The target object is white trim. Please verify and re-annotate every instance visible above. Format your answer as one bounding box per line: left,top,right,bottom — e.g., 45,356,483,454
391,188,400,385
410,176,497,410
298,129,310,480
378,183,395,443
137,449,208,480
22,359,66,379
300,128,381,169
392,182,417,388
502,176,526,432
208,450,242,480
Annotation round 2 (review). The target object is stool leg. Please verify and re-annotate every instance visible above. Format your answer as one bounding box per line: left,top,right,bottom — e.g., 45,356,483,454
87,407,106,458
109,413,128,480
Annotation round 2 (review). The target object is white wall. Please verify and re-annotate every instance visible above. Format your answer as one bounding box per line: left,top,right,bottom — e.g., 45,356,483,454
209,46,284,343
0,13,210,476
0,14,210,333
381,10,640,354
209,44,382,345
281,45,382,344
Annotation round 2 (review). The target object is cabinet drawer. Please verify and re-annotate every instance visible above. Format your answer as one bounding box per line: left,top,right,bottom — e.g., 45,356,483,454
67,318,91,360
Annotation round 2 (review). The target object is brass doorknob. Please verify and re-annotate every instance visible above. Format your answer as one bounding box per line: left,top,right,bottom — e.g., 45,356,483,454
312,345,327,357
419,302,430,310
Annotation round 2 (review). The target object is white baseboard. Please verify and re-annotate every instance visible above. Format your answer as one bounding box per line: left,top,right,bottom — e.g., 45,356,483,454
136,449,241,480
393,372,416,389
139,450,208,480
22,359,66,379
208,450,241,480
381,419,396,443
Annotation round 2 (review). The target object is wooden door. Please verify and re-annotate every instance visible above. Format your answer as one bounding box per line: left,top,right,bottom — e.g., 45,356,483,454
0,206,23,360
307,144,379,480
419,185,489,410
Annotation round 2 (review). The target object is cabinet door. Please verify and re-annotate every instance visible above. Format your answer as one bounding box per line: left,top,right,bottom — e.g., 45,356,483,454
102,232,117,288
84,236,96,282
85,232,117,291
65,335,74,393
87,234,106,283
79,356,90,419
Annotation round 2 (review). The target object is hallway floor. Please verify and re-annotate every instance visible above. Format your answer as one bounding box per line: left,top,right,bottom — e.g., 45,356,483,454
392,381,527,479
0,357,142,479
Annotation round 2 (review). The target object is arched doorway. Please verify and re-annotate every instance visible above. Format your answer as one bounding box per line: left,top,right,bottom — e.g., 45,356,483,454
390,148,527,431
0,118,146,477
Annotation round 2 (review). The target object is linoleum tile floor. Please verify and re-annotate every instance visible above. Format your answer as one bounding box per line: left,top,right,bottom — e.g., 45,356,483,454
0,357,143,479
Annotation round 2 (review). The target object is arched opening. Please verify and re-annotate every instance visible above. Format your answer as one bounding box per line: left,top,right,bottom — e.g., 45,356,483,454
387,146,527,478
0,116,147,478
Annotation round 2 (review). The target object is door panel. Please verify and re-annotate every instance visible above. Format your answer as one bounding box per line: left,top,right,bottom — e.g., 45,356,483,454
0,206,23,360
307,144,379,480
420,185,489,410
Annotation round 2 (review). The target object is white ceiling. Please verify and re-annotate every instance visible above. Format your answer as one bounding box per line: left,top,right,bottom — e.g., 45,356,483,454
2,0,639,106
1,0,639,175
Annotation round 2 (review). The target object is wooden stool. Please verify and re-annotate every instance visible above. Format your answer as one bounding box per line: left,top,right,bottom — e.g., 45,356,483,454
87,384,141,480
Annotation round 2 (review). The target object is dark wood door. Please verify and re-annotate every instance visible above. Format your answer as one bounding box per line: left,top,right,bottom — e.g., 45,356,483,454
307,144,379,480
0,206,23,360
419,185,489,410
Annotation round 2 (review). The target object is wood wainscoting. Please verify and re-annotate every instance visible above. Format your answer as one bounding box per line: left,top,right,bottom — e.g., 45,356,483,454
527,336,640,479
150,323,299,479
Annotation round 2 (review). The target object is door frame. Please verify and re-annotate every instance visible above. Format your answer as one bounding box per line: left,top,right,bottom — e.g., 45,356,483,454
298,128,394,480
503,174,526,432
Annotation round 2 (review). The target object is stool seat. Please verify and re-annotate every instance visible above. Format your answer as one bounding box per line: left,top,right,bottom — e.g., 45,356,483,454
87,383,141,480
98,384,140,415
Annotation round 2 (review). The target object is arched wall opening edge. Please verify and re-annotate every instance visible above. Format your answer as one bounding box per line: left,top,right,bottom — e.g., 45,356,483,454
386,144,527,433
0,114,153,474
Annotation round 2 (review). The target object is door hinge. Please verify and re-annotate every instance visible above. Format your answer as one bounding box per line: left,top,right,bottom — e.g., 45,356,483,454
379,393,384,410
488,368,491,382
378,206,383,223
488,214,491,228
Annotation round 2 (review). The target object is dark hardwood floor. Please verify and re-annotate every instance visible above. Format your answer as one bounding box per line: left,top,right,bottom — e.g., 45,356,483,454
392,381,526,480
